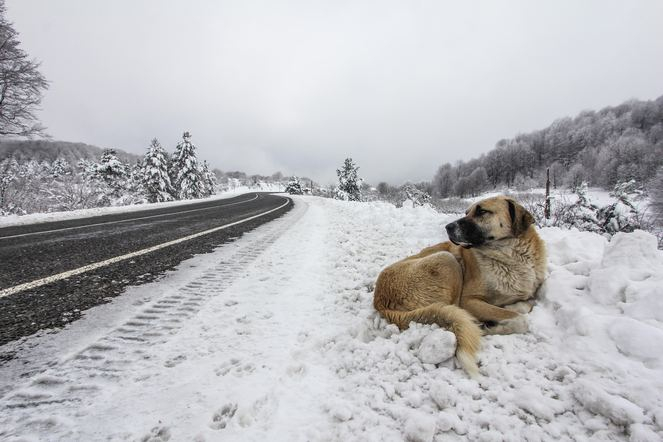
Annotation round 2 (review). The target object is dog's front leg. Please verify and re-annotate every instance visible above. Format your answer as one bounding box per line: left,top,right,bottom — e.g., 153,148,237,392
461,298,528,335
461,298,519,322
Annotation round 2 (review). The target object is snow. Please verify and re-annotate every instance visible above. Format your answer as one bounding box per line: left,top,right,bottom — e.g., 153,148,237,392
1,196,663,441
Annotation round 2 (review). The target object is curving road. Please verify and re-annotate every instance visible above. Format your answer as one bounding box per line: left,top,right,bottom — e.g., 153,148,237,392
0,193,292,347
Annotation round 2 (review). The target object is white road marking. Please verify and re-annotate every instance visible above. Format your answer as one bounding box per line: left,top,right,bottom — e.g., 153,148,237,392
0,194,260,240
0,197,290,299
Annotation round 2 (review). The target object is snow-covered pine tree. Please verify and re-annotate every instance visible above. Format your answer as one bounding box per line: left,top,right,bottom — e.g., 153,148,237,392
93,148,128,203
285,176,303,195
599,180,643,234
335,157,362,201
200,160,217,197
558,182,603,233
141,138,174,203
171,131,204,200
123,161,146,204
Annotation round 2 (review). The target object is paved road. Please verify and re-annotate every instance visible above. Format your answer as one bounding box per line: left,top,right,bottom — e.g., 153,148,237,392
0,193,292,348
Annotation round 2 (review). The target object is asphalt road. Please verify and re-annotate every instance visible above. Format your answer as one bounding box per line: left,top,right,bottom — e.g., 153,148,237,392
0,193,292,349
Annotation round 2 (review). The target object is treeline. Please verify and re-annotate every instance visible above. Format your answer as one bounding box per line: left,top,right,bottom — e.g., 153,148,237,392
432,95,663,198
0,132,217,215
0,139,141,165
216,170,313,192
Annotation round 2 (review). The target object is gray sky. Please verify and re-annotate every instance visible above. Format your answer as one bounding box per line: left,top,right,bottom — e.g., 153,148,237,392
7,0,663,185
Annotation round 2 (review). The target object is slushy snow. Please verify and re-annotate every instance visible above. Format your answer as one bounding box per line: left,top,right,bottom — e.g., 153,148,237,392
1,196,662,441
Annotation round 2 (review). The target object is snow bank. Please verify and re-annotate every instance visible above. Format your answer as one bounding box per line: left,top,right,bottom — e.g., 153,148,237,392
310,200,663,441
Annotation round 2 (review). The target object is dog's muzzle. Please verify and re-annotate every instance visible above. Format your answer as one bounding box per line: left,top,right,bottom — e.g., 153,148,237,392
446,219,485,248
446,222,469,247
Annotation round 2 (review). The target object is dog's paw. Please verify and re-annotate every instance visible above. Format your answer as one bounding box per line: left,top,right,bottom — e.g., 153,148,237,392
483,315,529,335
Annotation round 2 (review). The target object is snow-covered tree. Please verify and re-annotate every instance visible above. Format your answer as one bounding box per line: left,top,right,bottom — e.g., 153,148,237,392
171,131,204,200
200,160,217,197
50,157,71,178
652,167,663,226
45,174,101,211
599,180,642,234
401,183,431,207
141,138,173,203
467,166,488,196
335,157,362,201
93,148,128,201
558,182,603,233
0,158,18,214
121,161,146,204
285,176,303,195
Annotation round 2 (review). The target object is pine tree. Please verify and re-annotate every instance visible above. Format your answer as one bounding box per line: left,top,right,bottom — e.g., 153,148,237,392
335,157,362,201
200,160,217,197
171,131,203,200
141,138,174,203
93,148,128,203
285,176,303,195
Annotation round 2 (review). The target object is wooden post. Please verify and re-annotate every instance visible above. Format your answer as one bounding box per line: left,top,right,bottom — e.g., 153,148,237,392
545,168,551,220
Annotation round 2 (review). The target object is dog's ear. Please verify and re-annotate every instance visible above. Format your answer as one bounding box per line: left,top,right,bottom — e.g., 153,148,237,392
507,199,535,236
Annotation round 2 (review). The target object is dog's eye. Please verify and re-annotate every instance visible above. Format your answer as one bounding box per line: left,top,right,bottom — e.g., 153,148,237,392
475,206,490,216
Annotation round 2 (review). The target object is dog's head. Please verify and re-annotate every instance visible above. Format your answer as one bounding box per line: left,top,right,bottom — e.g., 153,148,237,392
445,196,535,248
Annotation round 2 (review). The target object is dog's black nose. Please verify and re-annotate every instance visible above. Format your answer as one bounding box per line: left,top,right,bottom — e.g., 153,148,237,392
445,223,455,234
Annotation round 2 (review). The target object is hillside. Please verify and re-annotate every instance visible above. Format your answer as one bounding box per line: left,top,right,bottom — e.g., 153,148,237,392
0,139,141,165
432,95,663,198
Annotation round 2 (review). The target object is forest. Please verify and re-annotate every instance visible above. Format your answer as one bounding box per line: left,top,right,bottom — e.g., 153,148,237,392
431,95,663,198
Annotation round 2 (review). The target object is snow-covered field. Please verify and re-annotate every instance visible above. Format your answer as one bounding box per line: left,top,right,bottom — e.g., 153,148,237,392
1,196,663,441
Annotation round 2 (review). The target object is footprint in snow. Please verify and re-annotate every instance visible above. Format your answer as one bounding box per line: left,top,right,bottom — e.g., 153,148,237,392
141,426,171,442
235,315,251,324
163,354,187,368
215,358,255,377
210,403,238,430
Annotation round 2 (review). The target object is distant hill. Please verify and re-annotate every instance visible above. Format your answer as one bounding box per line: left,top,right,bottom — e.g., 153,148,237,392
432,94,663,198
0,139,141,165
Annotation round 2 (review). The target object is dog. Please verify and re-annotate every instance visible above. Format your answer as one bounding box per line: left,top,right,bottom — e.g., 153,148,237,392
373,196,547,376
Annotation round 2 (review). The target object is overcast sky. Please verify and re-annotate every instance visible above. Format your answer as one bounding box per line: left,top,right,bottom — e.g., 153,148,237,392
7,0,663,184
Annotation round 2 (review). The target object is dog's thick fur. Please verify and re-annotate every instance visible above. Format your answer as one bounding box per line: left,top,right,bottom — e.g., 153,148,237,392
373,196,547,376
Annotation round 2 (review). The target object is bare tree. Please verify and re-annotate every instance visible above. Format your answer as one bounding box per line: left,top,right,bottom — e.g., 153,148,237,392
652,166,663,226
0,0,48,137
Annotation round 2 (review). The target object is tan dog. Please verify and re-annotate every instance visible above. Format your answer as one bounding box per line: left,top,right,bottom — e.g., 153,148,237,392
373,196,547,376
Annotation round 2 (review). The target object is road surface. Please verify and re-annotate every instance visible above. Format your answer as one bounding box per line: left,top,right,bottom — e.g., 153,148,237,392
0,193,291,347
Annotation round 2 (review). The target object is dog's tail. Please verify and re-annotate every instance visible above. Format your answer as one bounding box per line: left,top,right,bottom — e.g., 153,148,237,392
378,303,481,377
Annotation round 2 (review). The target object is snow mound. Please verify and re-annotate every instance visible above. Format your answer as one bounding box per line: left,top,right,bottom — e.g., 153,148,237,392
417,329,456,364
